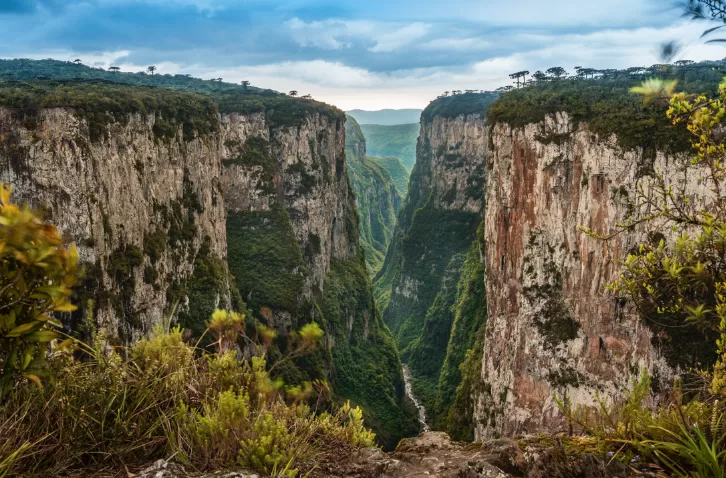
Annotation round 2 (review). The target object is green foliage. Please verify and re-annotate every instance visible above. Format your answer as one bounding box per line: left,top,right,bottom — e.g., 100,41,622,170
359,123,419,170
370,156,410,197
321,258,420,450
488,63,726,158
0,80,219,143
345,116,402,276
0,184,78,402
433,225,487,438
0,314,374,477
421,91,500,123
226,205,306,315
0,59,344,130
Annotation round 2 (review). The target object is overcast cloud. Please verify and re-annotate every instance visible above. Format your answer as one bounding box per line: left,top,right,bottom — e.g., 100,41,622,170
0,0,722,109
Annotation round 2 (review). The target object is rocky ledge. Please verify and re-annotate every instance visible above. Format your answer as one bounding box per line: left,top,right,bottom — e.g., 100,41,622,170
76,431,665,478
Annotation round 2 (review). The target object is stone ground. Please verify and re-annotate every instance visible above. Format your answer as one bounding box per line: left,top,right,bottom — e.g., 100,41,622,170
96,431,667,478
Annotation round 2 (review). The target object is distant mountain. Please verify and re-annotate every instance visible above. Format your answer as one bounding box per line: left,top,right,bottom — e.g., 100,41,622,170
346,109,422,125
360,123,419,170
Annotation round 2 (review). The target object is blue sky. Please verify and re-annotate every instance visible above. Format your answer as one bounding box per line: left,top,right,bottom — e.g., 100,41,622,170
0,0,722,109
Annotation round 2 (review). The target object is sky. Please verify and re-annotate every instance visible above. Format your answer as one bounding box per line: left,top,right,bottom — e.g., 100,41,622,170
0,0,723,110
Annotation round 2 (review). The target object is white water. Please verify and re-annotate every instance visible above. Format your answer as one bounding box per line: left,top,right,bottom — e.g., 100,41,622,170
402,364,430,432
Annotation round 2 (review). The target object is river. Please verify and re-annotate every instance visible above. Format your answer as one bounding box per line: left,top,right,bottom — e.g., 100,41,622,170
402,364,429,432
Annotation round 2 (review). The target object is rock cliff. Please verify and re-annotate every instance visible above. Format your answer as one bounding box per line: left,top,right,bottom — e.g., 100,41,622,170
475,113,693,439
0,74,417,447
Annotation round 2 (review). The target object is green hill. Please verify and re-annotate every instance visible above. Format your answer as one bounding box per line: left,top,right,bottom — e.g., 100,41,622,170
359,123,419,170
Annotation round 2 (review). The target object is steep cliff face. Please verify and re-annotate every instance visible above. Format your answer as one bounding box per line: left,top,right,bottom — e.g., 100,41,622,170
375,95,497,429
0,104,231,343
476,113,693,439
344,115,402,275
0,77,417,448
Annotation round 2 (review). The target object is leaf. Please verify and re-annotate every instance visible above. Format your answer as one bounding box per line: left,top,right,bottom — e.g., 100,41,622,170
6,322,37,337
24,374,42,387
25,330,59,343
53,302,77,312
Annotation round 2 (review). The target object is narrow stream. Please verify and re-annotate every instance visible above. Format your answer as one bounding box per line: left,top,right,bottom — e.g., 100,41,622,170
402,364,430,432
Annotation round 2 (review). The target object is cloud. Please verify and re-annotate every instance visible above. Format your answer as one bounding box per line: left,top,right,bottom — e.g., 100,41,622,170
369,22,430,52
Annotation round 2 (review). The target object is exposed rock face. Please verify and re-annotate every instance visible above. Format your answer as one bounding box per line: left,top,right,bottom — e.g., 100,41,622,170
476,113,683,439
0,107,229,342
0,98,416,448
375,112,488,428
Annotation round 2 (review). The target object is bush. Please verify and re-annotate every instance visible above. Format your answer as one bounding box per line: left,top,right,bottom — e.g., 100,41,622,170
0,313,374,477
0,183,78,403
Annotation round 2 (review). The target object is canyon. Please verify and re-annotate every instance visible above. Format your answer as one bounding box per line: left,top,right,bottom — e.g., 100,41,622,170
1,58,724,468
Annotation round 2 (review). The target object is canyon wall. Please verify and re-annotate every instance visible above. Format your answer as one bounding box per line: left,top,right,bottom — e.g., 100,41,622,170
344,115,402,275
0,76,417,447
475,112,693,439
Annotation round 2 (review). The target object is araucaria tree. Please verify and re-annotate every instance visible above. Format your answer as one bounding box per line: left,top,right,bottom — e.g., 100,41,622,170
147,65,157,75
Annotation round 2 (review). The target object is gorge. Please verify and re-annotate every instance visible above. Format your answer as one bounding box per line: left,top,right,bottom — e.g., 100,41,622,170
2,57,726,477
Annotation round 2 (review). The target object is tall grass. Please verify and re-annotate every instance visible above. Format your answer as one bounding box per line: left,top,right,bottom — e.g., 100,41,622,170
0,319,374,477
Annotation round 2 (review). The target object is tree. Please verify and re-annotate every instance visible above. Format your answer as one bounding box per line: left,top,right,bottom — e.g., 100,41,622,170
0,184,78,402
546,66,567,79
443,91,450,97
108,66,120,73
147,65,157,75
301,94,312,99
241,80,250,90
532,70,547,82
288,90,298,97
73,59,82,65
674,59,695,66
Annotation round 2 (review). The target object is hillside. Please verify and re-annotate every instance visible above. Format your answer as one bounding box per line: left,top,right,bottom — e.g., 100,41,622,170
370,155,409,196
359,123,419,169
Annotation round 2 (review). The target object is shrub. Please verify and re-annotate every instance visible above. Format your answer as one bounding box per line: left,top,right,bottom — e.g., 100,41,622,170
0,183,78,403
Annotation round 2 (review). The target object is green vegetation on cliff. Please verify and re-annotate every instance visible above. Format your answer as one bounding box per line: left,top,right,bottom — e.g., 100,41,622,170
345,116,403,276
421,91,499,122
488,62,725,156
370,156,409,196
359,123,419,170
0,59,344,129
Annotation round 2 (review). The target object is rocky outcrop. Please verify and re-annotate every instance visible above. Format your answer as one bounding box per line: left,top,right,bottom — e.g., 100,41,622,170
476,113,689,439
0,106,230,343
344,115,402,275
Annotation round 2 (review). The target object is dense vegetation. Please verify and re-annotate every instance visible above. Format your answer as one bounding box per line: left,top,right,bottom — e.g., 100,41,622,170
0,186,377,477
488,61,726,158
370,156,410,196
0,59,344,129
345,116,403,276
0,80,219,143
359,123,419,170
421,91,500,122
